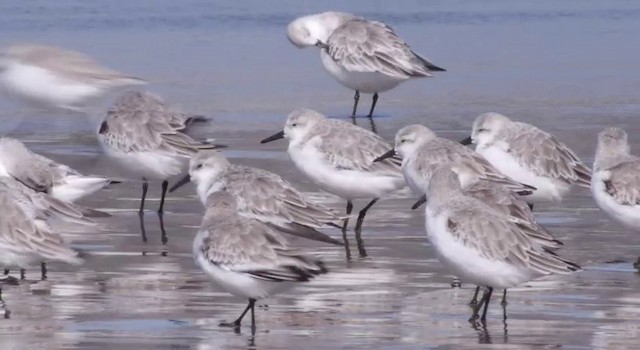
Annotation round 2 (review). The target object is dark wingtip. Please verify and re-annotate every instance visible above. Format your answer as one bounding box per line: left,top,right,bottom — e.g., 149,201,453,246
411,195,427,210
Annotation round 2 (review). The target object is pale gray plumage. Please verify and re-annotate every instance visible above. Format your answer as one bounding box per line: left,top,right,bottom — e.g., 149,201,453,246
451,162,559,249
3,44,145,86
0,137,112,198
289,109,401,175
0,177,97,226
197,191,327,283
0,181,83,269
392,124,532,195
427,168,580,275
593,127,640,207
473,113,591,187
98,90,214,155
327,17,442,78
186,150,343,245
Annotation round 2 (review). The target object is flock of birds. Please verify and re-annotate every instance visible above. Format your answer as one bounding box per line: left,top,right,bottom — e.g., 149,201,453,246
0,11,638,332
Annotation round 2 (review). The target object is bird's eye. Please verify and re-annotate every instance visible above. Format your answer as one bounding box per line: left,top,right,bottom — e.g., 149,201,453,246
195,164,203,169
292,123,298,127
400,139,407,143
478,128,488,132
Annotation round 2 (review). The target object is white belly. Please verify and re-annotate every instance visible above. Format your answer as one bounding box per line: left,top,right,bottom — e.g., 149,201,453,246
426,210,537,288
0,62,102,109
289,141,405,199
591,171,640,231
99,139,187,180
194,246,291,299
402,157,428,195
477,145,571,203
320,51,405,93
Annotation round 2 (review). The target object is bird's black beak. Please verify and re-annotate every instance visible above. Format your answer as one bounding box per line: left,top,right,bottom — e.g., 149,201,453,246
411,195,427,210
260,130,285,144
169,175,191,193
373,149,395,162
459,136,473,145
315,40,328,49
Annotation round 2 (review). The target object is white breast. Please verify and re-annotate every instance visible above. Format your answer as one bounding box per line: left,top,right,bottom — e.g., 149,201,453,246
477,144,570,203
591,170,640,231
320,51,404,93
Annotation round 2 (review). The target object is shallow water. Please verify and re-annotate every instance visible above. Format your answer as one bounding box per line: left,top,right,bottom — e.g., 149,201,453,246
1,1,640,349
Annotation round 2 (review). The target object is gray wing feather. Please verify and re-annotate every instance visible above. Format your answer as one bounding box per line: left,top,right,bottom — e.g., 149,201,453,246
446,204,578,274
317,120,402,176
327,19,441,78
100,92,215,154
504,123,592,187
200,220,326,282
604,160,640,206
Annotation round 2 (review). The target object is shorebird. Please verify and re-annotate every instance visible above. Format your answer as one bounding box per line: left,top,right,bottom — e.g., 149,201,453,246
287,12,445,119
0,44,145,111
169,150,344,246
0,137,115,202
424,166,580,321
194,191,328,331
97,91,223,214
592,127,640,263
261,109,406,240
462,112,591,208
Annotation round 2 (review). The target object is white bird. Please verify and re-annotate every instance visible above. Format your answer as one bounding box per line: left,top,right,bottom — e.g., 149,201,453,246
194,191,327,331
261,109,406,235
592,127,640,238
97,91,223,214
0,137,116,203
0,178,83,284
169,150,344,246
287,12,445,119
424,166,580,321
464,112,591,208
0,44,145,111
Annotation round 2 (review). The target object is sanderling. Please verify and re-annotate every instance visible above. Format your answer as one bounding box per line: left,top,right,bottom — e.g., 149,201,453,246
0,44,145,111
287,12,445,119
0,176,98,280
449,161,563,306
463,113,591,207
0,137,116,202
0,178,83,284
194,191,327,331
261,109,406,236
592,128,640,237
169,150,344,246
424,166,580,321
97,91,223,214
374,124,533,205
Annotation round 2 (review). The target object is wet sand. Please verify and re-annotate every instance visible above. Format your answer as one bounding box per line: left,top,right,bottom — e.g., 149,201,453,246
1,0,640,349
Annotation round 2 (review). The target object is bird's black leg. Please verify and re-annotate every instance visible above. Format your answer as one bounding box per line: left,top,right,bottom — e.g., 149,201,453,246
159,211,168,245
3,269,8,275
40,262,47,281
220,298,256,328
501,289,507,306
342,201,353,260
139,178,149,214
367,92,379,118
470,287,490,321
250,298,257,334
528,203,534,210
469,286,480,306
480,287,494,321
354,198,379,233
158,180,169,214
20,269,25,280
351,91,360,120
